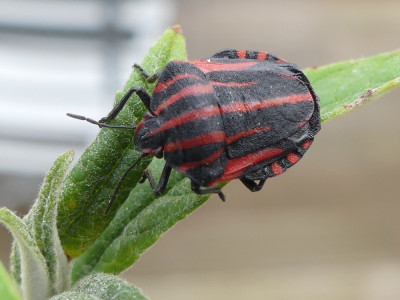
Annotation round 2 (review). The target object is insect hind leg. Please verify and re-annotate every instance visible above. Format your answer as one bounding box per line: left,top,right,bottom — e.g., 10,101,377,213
239,178,266,192
191,182,226,202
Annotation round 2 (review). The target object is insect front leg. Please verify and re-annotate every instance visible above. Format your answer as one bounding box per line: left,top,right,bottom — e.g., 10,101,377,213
141,164,172,195
191,182,226,202
98,63,160,123
99,86,154,123
133,63,159,84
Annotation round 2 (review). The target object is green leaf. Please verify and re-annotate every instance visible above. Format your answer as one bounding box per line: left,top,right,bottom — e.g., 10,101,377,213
10,151,74,295
304,49,400,122
9,243,21,287
72,158,221,281
30,151,74,293
50,273,148,300
0,208,50,300
0,261,22,300
57,25,187,258
50,292,100,300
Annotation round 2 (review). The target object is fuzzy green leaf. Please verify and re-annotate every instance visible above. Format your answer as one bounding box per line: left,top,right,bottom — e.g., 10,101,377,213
9,243,21,287
57,25,187,258
305,49,400,122
0,261,22,300
50,292,100,300
10,151,74,295
71,158,221,281
50,273,148,300
30,151,73,293
0,208,50,300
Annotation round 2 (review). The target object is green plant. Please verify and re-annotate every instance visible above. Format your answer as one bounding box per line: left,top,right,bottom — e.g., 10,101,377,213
1,25,399,299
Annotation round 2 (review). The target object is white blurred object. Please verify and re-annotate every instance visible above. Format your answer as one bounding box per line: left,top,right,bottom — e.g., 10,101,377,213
0,0,176,176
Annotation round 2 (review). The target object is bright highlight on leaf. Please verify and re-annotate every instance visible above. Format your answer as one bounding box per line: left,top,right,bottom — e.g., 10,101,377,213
0,208,51,300
0,261,22,300
49,273,148,300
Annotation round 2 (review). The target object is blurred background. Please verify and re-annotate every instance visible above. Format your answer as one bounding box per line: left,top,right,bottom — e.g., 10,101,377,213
0,0,399,299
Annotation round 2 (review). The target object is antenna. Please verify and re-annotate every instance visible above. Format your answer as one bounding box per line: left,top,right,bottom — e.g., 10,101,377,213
66,113,136,130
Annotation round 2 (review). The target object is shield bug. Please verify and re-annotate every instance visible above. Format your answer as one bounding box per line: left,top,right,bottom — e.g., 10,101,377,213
68,49,321,213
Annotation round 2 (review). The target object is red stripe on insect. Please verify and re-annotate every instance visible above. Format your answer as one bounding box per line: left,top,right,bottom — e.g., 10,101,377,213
298,120,310,128
237,50,247,59
281,73,300,81
150,106,220,135
277,58,286,62
220,93,313,114
210,81,257,88
178,148,224,172
226,126,271,144
271,161,284,175
155,84,214,115
257,51,268,60
286,152,301,164
164,131,226,152
154,74,202,93
214,148,285,182
301,140,313,149
135,120,145,133
192,60,258,73
139,148,154,154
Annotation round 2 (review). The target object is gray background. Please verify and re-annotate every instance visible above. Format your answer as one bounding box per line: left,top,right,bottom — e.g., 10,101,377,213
1,0,400,299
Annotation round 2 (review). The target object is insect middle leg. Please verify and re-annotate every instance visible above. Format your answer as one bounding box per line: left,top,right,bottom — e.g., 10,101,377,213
140,164,173,196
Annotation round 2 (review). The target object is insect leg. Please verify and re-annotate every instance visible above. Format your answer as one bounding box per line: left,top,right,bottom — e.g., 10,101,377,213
99,86,154,123
104,153,148,215
191,182,226,202
66,113,136,129
239,178,266,192
141,164,172,195
67,86,153,128
133,63,159,83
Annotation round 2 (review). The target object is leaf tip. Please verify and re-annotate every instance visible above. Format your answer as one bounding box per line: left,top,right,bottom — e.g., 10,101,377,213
170,24,183,34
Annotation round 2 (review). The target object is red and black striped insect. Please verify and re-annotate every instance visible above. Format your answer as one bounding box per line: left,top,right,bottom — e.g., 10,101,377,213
68,49,320,213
